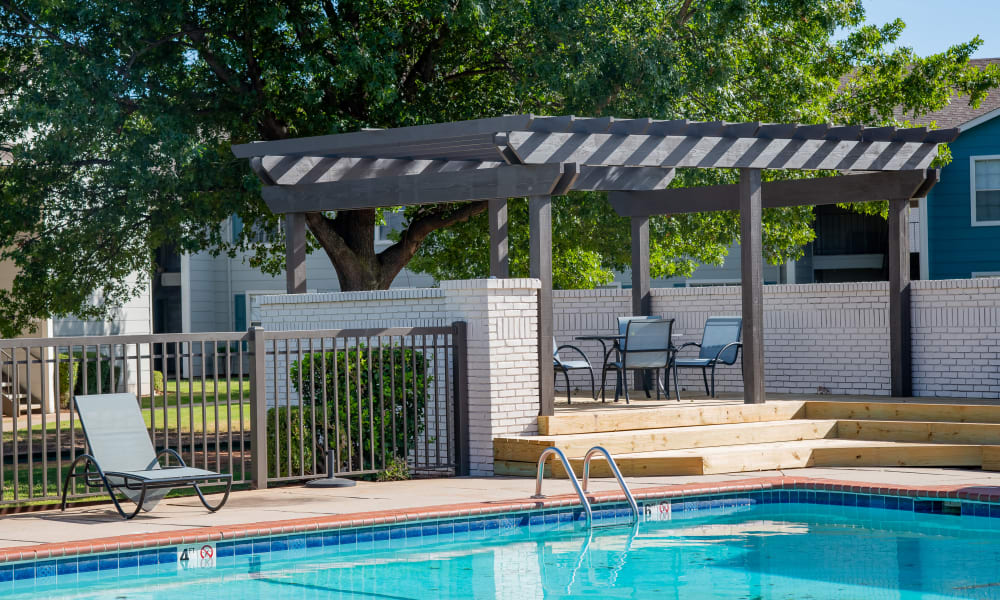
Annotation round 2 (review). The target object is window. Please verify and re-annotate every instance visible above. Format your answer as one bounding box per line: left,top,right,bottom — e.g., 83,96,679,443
231,215,282,244
972,157,1000,226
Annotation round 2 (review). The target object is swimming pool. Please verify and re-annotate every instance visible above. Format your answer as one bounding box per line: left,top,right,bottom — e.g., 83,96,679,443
5,488,1000,599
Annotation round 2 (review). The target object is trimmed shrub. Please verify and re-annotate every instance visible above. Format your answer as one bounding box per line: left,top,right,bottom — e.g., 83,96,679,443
267,344,430,478
56,354,79,409
152,370,164,393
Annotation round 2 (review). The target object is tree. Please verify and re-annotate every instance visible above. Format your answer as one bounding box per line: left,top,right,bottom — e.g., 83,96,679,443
0,1,997,336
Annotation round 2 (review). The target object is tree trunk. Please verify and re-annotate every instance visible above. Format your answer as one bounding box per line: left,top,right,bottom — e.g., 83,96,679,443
304,202,488,291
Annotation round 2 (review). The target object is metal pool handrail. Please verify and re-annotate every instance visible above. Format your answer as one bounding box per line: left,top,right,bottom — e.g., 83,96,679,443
532,446,593,524
581,446,640,524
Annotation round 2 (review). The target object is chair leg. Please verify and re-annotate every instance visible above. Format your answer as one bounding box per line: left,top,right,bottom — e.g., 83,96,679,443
193,479,232,513
563,370,572,404
644,370,652,398
587,366,596,400
711,364,717,398
655,369,661,400
601,363,609,402
623,373,631,404
664,366,671,399
673,362,681,401
701,368,710,396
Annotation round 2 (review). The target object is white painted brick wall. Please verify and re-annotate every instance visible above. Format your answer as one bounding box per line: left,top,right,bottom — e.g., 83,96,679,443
257,279,541,476
555,279,1000,399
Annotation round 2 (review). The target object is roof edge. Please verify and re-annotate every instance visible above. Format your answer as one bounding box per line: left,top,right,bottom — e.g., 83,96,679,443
959,105,1000,132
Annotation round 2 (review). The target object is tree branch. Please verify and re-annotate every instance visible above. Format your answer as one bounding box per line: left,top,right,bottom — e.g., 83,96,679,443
377,201,487,285
0,1,88,54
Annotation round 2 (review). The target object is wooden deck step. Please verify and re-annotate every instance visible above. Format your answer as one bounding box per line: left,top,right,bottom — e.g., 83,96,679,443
807,402,1000,424
539,401,806,435
837,420,1000,445
493,419,838,463
495,440,989,479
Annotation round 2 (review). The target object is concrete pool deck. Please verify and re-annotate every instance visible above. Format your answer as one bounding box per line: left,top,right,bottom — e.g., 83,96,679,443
2,466,1000,560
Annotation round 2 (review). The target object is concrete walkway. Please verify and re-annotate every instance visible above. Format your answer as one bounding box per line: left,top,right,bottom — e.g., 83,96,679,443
2,467,1000,550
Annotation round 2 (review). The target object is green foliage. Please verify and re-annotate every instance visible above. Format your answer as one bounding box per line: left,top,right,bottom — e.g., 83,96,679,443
1,1,999,319
376,457,411,482
267,344,429,479
152,370,164,394
56,354,78,409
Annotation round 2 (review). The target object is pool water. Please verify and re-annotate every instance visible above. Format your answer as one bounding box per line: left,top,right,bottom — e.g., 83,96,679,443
12,503,1000,599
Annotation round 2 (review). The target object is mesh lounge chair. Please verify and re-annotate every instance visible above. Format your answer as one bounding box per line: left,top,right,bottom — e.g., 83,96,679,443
601,318,677,404
61,393,232,519
554,337,596,403
672,316,743,398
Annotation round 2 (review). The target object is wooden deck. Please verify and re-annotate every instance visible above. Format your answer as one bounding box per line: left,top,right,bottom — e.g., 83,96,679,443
496,393,1000,477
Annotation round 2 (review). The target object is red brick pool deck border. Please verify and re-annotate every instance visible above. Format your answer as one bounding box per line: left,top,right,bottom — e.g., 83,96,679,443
2,475,998,564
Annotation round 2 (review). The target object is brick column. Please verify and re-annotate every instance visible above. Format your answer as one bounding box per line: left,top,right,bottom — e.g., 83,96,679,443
440,279,541,475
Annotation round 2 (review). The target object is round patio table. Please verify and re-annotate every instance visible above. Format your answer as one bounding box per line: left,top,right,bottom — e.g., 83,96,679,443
575,333,685,400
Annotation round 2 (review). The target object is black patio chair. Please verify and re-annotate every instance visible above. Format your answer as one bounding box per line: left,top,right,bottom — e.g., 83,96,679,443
61,393,232,519
601,318,677,404
671,316,743,398
554,337,596,403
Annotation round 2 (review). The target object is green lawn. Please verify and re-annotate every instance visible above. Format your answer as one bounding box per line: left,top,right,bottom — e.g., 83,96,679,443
4,401,251,442
140,377,251,408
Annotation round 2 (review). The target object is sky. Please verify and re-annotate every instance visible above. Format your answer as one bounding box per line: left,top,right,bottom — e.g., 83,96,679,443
855,0,1000,58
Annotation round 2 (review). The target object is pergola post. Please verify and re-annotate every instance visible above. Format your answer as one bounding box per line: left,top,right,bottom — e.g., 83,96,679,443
740,169,765,404
888,198,912,397
284,212,307,294
630,216,651,316
530,195,555,416
631,215,652,391
489,199,509,278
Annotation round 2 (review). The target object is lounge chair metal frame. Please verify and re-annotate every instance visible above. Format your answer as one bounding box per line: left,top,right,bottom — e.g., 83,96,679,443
601,318,677,404
61,449,232,520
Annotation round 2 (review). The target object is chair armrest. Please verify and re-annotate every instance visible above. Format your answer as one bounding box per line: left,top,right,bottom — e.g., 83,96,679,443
674,342,701,353
149,448,189,470
556,344,592,366
712,341,743,365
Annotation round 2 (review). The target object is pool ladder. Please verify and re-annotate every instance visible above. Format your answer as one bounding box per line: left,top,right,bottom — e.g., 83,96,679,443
531,446,639,526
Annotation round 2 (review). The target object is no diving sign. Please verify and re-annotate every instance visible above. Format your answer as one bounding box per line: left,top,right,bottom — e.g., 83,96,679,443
178,542,216,569
643,501,672,522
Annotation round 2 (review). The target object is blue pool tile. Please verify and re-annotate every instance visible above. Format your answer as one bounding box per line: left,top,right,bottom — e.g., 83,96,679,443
373,527,390,541
77,557,100,573
884,497,899,511
843,493,857,507
453,519,470,533
543,512,558,524
270,537,289,552
57,559,78,576
975,503,990,518
484,519,500,531
13,565,34,581
898,498,914,512
118,552,138,569
990,504,1000,519
306,533,324,548
404,526,422,539
0,565,13,583
289,535,306,550
138,550,159,567
870,496,885,509
340,531,357,545
35,560,58,580
216,542,234,559
529,514,543,526
158,548,177,564
389,526,406,540
422,524,438,536
252,539,271,555
234,541,254,556
98,556,118,572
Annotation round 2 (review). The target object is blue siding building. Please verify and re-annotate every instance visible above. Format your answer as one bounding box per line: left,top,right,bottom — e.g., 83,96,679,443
918,59,1000,280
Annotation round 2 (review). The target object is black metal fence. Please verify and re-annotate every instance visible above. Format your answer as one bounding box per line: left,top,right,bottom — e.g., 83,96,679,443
0,323,468,509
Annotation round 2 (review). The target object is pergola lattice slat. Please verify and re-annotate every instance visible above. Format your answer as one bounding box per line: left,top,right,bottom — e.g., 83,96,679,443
505,132,941,171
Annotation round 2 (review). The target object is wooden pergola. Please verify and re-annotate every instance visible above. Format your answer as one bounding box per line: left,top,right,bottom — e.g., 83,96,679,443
232,115,956,416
